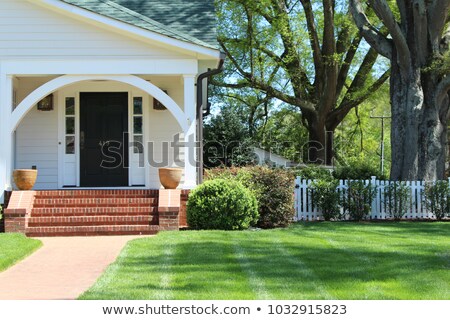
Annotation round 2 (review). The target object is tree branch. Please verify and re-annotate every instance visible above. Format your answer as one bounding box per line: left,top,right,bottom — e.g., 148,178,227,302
349,0,393,58
336,12,353,56
210,67,316,115
300,0,324,79
270,0,313,102
322,0,336,57
396,0,407,32
368,0,411,75
326,69,390,129
340,47,380,105
412,0,428,66
436,74,450,109
316,0,338,115
336,35,362,100
428,0,450,53
244,6,254,75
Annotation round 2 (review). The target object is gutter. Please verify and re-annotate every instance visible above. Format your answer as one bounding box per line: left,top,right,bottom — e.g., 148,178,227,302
196,56,225,184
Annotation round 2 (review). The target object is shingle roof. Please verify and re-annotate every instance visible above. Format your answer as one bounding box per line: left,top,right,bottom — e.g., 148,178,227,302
61,0,219,50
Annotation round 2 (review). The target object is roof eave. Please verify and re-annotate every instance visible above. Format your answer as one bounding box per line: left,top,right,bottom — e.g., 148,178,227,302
29,0,222,60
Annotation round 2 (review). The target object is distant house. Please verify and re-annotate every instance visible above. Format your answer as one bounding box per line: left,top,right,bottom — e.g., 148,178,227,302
0,0,223,236
253,147,298,168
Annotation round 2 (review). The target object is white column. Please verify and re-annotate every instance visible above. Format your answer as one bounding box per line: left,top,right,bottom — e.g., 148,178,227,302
182,74,197,189
0,71,13,201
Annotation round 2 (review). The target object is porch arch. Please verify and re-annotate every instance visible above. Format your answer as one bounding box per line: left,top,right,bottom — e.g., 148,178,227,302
10,75,189,132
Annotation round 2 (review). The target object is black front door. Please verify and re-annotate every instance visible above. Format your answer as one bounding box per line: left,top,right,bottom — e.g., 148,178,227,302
80,92,129,187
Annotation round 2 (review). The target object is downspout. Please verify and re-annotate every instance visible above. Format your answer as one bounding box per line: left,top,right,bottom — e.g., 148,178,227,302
196,55,225,184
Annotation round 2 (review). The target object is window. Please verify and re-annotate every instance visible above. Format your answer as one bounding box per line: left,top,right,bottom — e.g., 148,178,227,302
133,97,143,154
65,97,75,154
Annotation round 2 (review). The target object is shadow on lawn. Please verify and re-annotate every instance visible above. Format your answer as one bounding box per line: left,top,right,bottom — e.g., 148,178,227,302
294,221,450,237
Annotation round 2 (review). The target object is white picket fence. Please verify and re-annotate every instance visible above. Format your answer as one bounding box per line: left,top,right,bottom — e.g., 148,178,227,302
294,176,442,221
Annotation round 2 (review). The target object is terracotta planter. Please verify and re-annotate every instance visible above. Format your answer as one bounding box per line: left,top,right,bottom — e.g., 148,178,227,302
13,169,38,190
159,168,182,189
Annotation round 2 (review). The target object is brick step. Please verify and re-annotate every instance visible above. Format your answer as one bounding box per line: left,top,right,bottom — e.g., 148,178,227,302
33,197,157,208
25,225,160,237
34,190,159,198
28,215,158,227
31,206,156,216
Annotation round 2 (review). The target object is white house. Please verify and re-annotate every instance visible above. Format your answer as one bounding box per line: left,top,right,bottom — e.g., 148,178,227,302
0,0,223,203
253,147,298,167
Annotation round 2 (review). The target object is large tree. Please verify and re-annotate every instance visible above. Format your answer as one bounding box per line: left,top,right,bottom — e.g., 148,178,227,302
350,0,450,180
213,0,389,165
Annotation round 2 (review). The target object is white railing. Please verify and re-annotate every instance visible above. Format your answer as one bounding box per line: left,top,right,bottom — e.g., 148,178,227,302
294,176,441,221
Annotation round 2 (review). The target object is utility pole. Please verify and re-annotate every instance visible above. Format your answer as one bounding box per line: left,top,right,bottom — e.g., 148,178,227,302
370,113,391,176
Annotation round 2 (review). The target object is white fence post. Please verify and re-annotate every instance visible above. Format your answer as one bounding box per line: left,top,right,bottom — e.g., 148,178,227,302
370,176,377,219
294,177,300,221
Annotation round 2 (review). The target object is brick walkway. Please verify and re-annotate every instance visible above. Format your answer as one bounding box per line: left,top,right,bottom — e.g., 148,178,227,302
0,235,150,300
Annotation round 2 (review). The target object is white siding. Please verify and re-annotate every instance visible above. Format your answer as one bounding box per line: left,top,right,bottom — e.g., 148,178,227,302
15,102,58,190
146,76,185,189
253,147,295,167
14,77,59,189
0,0,192,59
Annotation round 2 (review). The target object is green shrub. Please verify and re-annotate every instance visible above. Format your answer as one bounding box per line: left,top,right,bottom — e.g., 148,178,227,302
333,160,383,180
187,179,259,230
425,181,450,220
384,182,411,220
205,166,295,228
294,165,332,180
342,181,377,221
309,178,341,221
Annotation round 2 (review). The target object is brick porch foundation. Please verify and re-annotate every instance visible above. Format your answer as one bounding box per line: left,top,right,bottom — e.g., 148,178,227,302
3,189,190,236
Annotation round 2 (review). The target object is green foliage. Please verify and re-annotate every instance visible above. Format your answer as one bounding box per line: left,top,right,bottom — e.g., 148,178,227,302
333,158,384,180
422,42,450,77
343,181,377,221
206,166,295,228
334,84,391,176
203,108,256,168
257,108,308,164
425,181,450,220
310,178,341,221
384,182,411,220
295,165,333,180
213,0,389,166
187,179,259,230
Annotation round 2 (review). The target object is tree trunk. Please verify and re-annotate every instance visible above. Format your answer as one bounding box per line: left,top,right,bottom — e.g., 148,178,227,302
306,119,333,165
390,63,448,181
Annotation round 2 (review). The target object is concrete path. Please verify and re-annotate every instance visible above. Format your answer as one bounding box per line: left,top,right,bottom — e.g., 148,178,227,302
0,235,149,300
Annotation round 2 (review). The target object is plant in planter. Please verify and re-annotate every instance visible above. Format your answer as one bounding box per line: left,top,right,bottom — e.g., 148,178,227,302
158,167,182,189
13,169,38,190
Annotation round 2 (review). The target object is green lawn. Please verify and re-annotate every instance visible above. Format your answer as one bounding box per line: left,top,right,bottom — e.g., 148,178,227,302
0,233,42,272
80,222,450,300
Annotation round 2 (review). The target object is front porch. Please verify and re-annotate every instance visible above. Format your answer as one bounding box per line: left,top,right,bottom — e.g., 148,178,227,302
1,67,197,236
0,58,204,204
4,189,189,236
